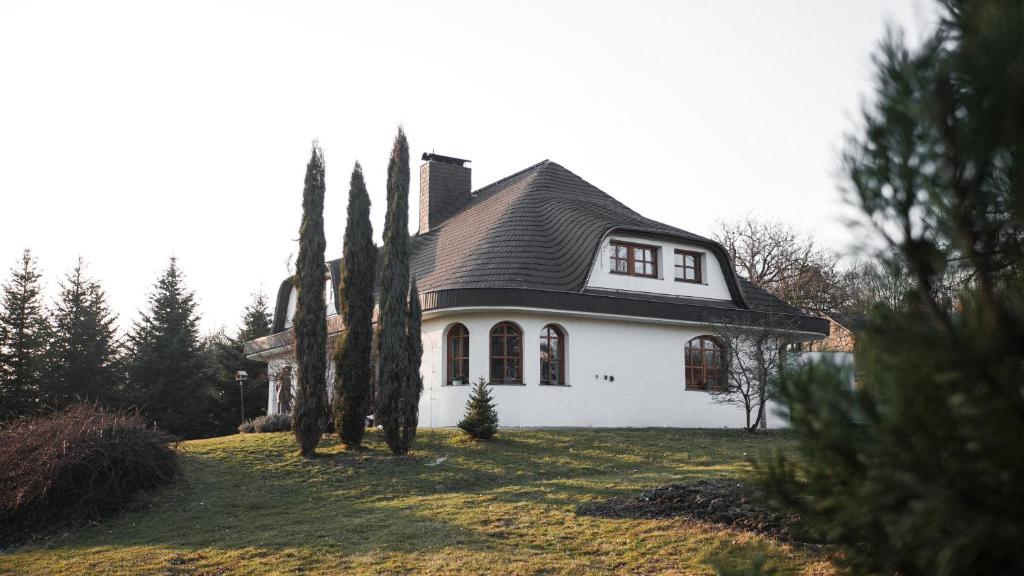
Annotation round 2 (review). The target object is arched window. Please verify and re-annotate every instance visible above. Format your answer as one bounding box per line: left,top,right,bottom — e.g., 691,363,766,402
446,323,470,385
540,324,566,385
489,322,523,384
685,336,724,391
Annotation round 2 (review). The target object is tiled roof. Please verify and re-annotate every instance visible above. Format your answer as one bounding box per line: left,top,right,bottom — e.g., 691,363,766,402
265,160,826,338
404,160,740,296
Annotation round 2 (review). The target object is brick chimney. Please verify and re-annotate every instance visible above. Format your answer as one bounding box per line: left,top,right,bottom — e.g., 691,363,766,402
419,152,471,234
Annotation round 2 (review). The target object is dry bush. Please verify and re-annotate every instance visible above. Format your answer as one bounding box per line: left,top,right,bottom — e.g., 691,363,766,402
238,413,291,434
0,403,179,546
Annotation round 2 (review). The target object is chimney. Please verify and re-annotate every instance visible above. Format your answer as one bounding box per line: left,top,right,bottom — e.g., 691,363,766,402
419,152,471,234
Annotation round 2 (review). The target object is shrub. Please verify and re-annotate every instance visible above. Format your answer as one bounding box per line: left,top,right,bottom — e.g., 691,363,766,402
458,377,499,440
0,403,179,546
238,413,291,434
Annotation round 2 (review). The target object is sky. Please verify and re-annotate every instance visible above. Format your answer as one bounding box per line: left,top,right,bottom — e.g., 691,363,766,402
0,0,940,334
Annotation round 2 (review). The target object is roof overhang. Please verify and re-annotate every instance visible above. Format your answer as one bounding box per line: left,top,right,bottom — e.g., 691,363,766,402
245,287,828,361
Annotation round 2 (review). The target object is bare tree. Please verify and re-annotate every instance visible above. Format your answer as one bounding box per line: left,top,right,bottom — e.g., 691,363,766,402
709,313,798,432
714,216,853,316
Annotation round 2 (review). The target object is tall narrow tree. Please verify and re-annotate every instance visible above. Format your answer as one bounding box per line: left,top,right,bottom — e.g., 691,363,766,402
0,250,49,419
377,128,413,455
292,143,329,457
333,162,376,448
45,257,121,408
401,277,422,448
127,257,213,438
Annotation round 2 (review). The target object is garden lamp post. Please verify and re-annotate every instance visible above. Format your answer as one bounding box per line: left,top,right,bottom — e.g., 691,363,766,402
235,370,248,425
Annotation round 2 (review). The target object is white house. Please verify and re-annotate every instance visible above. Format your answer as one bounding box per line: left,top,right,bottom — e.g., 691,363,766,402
244,153,829,428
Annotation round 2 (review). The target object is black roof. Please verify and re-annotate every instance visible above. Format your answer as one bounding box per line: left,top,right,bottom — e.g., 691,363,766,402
266,160,826,337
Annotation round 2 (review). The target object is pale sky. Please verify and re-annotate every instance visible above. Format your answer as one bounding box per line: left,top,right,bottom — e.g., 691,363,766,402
0,0,938,334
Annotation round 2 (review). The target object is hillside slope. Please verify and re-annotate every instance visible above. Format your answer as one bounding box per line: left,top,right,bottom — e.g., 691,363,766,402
1,429,832,575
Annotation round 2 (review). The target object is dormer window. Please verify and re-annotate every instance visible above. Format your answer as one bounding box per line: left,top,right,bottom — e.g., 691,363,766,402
674,250,703,283
609,241,658,278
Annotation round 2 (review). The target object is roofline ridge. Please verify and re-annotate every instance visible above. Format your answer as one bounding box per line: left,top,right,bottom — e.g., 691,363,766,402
471,159,550,196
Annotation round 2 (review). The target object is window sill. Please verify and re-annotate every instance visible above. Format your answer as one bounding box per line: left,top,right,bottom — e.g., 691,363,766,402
540,383,570,387
488,381,526,386
443,383,471,387
674,278,703,284
610,271,659,279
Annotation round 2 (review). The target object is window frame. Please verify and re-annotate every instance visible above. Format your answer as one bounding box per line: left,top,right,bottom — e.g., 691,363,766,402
445,323,470,385
674,249,704,283
489,322,524,385
684,335,725,392
609,241,659,278
540,324,567,386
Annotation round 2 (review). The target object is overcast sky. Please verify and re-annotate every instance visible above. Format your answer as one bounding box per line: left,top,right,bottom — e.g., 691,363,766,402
0,0,939,334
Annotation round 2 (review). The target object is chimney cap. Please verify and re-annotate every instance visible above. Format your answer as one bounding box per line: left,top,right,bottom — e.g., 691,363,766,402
421,152,471,167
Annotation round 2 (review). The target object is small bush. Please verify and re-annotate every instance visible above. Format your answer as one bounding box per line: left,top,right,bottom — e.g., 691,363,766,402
458,377,499,440
0,404,179,546
238,413,291,434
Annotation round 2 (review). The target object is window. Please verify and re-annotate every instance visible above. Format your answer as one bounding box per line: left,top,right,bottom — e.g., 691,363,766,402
685,336,724,391
674,250,703,283
540,325,566,385
609,241,658,278
446,323,470,385
489,322,523,384
325,277,336,314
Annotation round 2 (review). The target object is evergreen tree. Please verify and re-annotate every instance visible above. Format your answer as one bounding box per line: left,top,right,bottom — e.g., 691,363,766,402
400,278,422,448
377,127,413,455
761,3,1024,574
292,143,329,457
127,257,214,438
0,250,49,419
45,257,122,408
211,290,272,433
458,377,498,440
332,162,376,448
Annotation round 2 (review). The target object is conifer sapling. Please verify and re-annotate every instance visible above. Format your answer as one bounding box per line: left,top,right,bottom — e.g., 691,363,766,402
458,377,499,440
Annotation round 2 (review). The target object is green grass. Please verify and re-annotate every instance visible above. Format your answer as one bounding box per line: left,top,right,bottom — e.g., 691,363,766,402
1,429,833,575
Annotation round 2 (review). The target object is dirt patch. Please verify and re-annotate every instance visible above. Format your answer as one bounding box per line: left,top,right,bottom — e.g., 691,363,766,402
577,479,808,543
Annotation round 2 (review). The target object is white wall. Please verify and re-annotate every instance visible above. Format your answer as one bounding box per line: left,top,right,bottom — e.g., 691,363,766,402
419,309,787,429
283,277,338,329
586,234,733,300
258,307,790,428
798,351,856,390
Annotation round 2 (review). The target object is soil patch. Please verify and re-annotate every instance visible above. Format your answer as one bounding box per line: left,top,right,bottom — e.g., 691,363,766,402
577,479,808,543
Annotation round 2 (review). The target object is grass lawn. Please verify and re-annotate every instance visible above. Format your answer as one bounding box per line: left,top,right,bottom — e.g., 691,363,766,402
1,429,833,575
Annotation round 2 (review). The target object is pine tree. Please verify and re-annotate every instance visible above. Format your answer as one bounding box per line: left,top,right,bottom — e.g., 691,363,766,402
332,162,376,448
127,257,213,438
211,291,272,433
45,257,122,408
377,127,413,455
0,250,49,419
761,3,1024,573
458,377,499,440
292,143,329,457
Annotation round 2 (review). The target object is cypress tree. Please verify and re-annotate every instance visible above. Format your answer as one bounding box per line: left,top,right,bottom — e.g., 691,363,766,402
45,257,121,408
377,128,412,455
399,278,422,450
0,250,49,419
458,377,499,440
332,162,376,448
127,257,213,438
292,143,329,457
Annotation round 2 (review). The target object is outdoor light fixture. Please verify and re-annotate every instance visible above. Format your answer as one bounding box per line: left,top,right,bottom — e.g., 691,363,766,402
235,370,248,425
